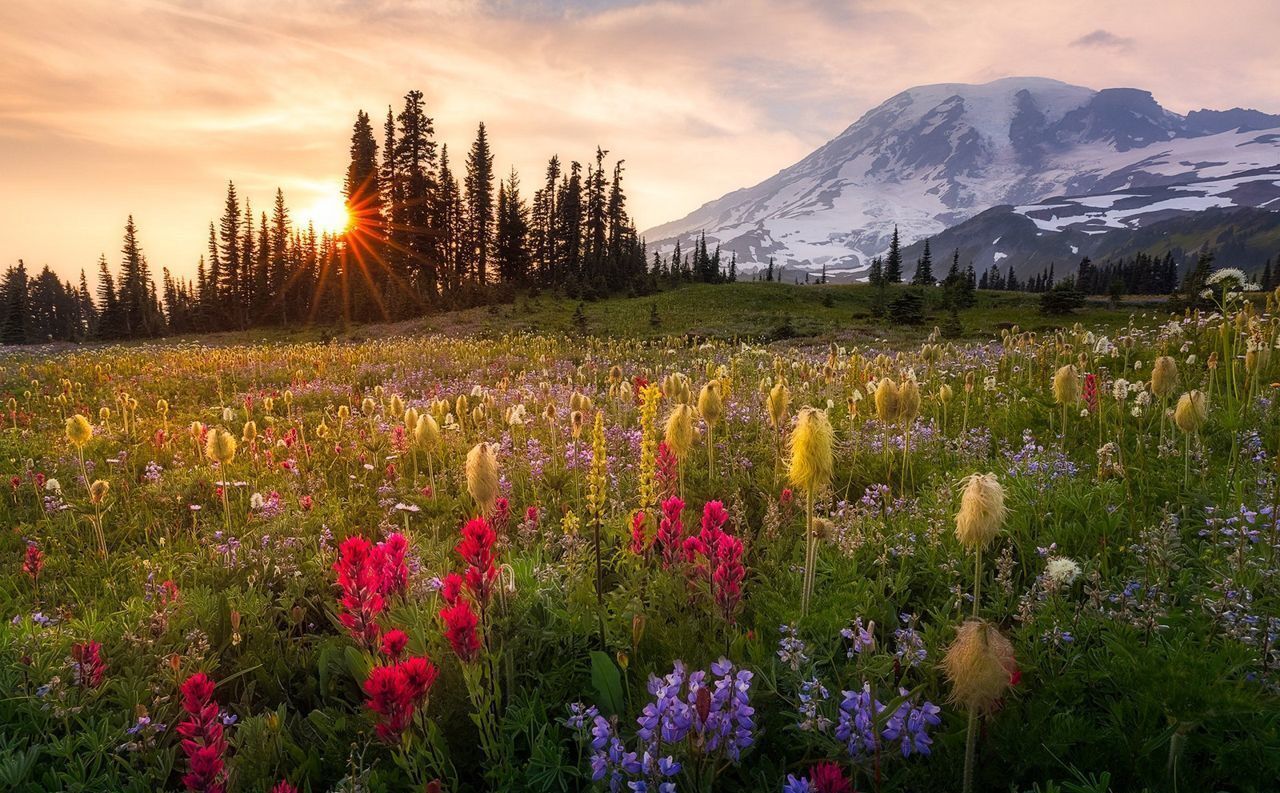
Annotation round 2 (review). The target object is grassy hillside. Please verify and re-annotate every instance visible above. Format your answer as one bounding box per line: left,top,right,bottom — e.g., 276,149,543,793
151,282,1161,350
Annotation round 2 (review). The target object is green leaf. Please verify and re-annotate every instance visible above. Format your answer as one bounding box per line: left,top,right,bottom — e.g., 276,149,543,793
589,651,624,718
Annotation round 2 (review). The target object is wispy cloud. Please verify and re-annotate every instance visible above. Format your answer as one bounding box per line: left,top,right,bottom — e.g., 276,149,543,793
2,0,1278,280
1070,29,1135,51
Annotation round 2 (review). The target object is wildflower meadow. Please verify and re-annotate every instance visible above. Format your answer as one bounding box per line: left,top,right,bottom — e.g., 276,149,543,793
3,288,1280,792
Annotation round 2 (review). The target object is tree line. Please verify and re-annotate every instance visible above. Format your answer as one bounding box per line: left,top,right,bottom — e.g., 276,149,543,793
1,89,669,343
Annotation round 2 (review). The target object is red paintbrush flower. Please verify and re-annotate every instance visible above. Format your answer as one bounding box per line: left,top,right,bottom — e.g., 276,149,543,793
629,510,650,555
440,599,481,662
373,533,410,598
712,533,746,625
363,656,436,741
809,761,852,793
457,518,498,607
177,672,227,793
71,640,106,688
22,541,43,582
440,572,465,605
333,536,386,648
381,628,409,659
655,441,678,501
656,496,685,568
271,783,298,793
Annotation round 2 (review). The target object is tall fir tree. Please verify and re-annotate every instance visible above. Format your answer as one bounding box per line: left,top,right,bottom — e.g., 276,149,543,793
464,122,495,286
884,226,903,283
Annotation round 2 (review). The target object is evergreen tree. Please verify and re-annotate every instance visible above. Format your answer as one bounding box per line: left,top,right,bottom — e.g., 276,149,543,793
464,122,495,285
884,226,903,283
494,168,531,284
867,256,883,287
394,90,439,297
0,261,29,344
911,238,934,285
217,182,242,327
270,189,291,324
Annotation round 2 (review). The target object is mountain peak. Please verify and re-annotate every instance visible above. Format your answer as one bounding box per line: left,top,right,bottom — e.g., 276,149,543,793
644,77,1280,277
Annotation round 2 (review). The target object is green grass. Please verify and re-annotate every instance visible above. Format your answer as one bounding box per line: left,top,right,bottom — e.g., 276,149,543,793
143,282,1162,350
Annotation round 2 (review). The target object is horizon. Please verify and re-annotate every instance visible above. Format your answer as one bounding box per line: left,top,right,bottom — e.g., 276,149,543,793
3,0,1280,283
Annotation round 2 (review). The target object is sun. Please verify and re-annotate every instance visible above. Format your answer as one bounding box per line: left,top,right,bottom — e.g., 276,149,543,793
297,190,351,234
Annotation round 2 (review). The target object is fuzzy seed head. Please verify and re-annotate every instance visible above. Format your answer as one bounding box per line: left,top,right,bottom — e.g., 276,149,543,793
955,473,1006,550
788,407,834,495
767,380,791,430
241,420,257,443
874,378,900,422
1052,365,1080,405
465,442,500,515
65,414,93,448
942,619,1017,715
897,378,921,422
1150,356,1178,399
663,404,695,460
1174,390,1208,434
697,381,723,427
414,414,440,449
205,429,237,465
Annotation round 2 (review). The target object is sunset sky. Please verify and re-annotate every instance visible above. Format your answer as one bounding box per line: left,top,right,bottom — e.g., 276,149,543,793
3,0,1278,283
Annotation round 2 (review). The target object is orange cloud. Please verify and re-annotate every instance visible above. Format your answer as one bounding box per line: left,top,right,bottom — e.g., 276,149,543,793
2,0,1277,281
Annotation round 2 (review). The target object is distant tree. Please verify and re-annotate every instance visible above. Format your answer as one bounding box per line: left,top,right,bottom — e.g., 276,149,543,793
884,226,903,283
888,290,925,325
911,238,934,285
867,256,883,287
1040,280,1086,315
1174,249,1215,310
766,256,775,282
1107,277,1125,307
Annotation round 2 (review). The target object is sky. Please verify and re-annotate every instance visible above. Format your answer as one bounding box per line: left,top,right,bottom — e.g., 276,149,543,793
2,0,1279,282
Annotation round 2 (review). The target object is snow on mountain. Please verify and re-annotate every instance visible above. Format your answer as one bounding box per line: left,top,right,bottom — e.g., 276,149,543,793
644,77,1280,277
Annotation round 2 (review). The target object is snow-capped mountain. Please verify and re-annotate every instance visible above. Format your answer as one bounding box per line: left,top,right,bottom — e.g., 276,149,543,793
644,77,1280,278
